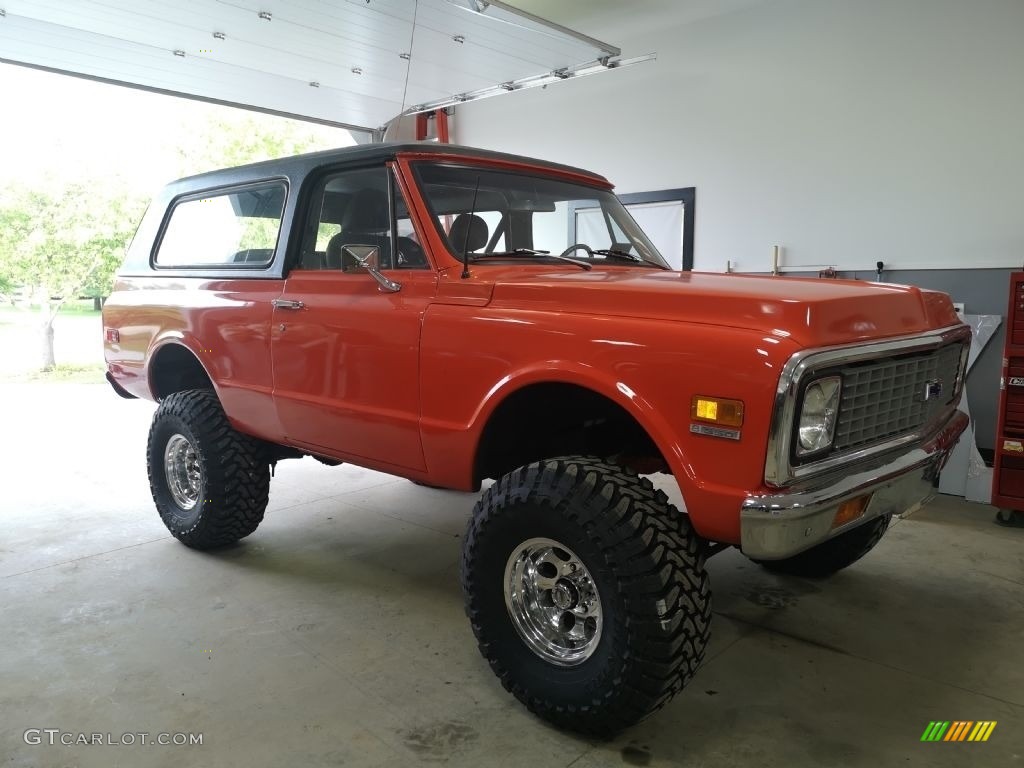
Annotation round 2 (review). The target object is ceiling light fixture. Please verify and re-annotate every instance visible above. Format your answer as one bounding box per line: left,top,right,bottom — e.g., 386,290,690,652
452,34,465,44
258,11,271,21
309,81,320,87
351,67,363,75
213,31,226,40
399,52,411,60
173,49,186,57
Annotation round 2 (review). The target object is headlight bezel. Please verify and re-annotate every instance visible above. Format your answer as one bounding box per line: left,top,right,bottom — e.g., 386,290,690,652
792,374,843,461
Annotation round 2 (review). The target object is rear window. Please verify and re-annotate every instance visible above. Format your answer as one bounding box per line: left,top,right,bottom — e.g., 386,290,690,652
155,182,287,267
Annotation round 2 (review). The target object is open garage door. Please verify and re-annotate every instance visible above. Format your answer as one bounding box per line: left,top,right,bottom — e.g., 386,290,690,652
0,0,649,132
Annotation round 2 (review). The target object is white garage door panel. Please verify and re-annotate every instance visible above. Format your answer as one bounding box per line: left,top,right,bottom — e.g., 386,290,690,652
0,0,625,130
10,0,437,102
0,15,393,129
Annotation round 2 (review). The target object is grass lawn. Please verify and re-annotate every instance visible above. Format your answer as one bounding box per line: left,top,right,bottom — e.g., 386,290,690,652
0,363,106,384
55,304,103,316
0,298,102,321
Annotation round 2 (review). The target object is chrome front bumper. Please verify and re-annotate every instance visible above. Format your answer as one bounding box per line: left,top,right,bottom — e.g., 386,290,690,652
740,410,968,560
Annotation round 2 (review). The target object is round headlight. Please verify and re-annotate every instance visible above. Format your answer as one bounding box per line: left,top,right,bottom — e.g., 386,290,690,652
797,376,841,455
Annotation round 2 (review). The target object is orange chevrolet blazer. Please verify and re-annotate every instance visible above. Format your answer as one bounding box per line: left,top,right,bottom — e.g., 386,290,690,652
103,143,970,733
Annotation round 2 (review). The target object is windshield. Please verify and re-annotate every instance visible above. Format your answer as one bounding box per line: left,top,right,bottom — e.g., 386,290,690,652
412,163,671,270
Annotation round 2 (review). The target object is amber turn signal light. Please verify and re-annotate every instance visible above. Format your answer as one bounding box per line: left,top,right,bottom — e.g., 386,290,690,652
832,494,871,529
690,396,744,427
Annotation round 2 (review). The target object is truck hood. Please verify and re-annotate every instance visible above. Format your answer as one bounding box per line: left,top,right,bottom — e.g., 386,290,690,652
486,269,961,347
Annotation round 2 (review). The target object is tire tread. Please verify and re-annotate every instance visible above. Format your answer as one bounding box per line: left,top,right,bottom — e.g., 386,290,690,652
147,389,269,549
461,456,712,734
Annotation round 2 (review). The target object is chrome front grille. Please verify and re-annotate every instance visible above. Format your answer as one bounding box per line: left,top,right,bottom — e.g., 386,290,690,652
833,343,964,452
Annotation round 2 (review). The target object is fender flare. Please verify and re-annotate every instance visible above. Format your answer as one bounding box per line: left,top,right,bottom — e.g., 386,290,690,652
468,361,700,491
146,332,218,401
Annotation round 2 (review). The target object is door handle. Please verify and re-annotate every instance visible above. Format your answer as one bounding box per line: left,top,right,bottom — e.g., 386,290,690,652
272,299,305,310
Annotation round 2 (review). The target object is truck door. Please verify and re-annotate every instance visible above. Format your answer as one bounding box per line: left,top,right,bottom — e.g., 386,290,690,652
270,163,436,472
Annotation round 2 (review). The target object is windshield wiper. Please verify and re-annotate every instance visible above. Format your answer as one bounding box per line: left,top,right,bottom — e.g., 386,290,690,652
591,248,641,262
591,249,669,269
471,249,592,271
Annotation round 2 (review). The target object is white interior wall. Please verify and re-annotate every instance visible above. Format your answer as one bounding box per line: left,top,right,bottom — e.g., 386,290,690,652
454,0,1024,273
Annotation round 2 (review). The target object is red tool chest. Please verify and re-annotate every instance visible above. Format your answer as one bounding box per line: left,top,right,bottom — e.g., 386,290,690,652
992,271,1024,509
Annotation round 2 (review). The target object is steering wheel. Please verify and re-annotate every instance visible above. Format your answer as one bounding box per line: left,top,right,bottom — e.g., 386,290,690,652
559,243,594,259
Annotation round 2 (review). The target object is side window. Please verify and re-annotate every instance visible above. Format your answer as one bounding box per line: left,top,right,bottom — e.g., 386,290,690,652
155,183,286,267
298,166,392,271
315,223,341,251
296,166,429,271
392,177,429,269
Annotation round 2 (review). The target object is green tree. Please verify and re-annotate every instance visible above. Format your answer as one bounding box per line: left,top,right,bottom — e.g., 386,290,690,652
0,105,352,372
79,193,148,306
170,112,349,177
0,183,145,370
0,203,32,305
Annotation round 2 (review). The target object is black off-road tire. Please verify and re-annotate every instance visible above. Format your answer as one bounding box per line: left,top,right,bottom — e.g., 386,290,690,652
460,456,712,735
752,514,891,578
147,389,270,549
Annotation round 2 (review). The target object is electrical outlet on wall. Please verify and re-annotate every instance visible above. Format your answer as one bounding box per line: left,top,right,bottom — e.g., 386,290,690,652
952,302,965,317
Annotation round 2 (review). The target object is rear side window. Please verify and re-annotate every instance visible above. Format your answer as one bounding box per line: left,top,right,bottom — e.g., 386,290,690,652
155,183,287,267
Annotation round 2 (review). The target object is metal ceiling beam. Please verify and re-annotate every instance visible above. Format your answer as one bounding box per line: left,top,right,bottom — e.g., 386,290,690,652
401,52,656,117
448,0,620,56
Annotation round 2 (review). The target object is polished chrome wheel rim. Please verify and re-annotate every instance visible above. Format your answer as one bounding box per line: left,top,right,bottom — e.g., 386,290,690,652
504,537,602,666
164,433,201,510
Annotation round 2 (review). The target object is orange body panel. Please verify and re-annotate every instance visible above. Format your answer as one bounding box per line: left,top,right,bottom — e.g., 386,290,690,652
102,146,964,546
271,269,437,472
103,277,285,440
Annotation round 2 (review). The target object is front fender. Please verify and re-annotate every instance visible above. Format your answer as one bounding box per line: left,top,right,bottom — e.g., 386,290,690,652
419,304,796,544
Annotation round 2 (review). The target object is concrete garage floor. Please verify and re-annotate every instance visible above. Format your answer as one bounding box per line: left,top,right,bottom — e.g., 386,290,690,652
1,382,1022,768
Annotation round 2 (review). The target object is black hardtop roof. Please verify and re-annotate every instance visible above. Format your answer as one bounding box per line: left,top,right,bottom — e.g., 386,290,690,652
173,142,610,191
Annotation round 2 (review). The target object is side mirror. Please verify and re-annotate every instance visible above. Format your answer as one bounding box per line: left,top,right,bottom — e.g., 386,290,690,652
341,245,401,293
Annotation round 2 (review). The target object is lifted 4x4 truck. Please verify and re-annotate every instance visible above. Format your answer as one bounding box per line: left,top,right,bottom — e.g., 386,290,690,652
103,143,970,734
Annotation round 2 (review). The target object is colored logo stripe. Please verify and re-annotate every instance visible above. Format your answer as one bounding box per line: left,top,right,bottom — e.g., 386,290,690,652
945,721,972,741
970,722,997,742
921,721,996,742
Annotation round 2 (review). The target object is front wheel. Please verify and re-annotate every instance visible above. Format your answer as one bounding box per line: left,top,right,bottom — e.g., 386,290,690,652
460,457,712,734
147,389,270,549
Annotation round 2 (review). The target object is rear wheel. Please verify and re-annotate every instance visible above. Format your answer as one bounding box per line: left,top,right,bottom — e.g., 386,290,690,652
752,514,891,578
461,456,711,734
147,389,270,549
